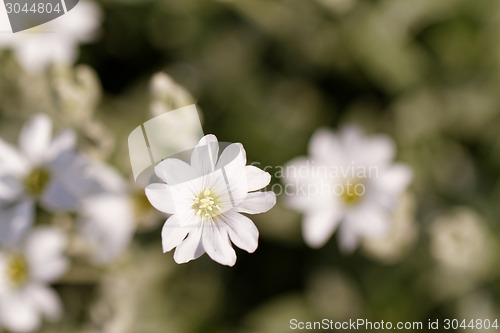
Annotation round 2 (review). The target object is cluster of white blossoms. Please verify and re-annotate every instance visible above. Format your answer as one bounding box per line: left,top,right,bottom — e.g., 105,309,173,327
0,228,68,332
0,114,134,332
0,1,101,72
282,125,413,252
145,135,276,266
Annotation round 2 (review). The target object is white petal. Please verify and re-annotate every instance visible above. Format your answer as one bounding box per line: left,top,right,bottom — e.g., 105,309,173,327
339,125,395,166
53,0,101,42
371,164,413,208
155,158,198,185
358,135,395,166
78,194,134,265
0,199,34,246
215,143,246,170
282,157,338,212
282,157,330,192
26,284,62,321
308,128,343,164
25,227,69,283
0,292,40,333
173,227,205,264
346,204,391,237
0,254,8,291
46,129,76,161
191,134,219,174
237,191,276,214
0,174,24,203
161,215,190,252
337,204,390,253
83,161,128,194
19,114,52,164
145,183,176,214
219,212,259,253
338,221,360,253
302,208,343,248
245,165,271,191
215,144,248,207
338,124,364,149
282,157,314,185
43,152,96,208
0,138,28,173
202,221,237,266
41,177,79,211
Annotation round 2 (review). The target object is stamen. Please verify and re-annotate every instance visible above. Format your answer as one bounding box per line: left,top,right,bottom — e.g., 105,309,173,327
341,178,365,206
192,189,222,219
24,167,51,198
7,255,28,288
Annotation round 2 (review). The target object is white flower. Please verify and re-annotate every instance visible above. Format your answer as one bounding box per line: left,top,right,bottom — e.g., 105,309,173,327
0,227,68,333
145,135,276,266
429,208,492,274
0,1,101,72
361,192,418,264
78,194,134,265
283,125,412,252
0,114,94,243
149,72,195,115
77,162,135,265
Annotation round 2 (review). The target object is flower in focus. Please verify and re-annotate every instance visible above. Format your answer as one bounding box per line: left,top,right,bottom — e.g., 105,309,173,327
0,114,94,244
145,134,276,266
0,227,68,333
283,125,412,252
0,1,101,72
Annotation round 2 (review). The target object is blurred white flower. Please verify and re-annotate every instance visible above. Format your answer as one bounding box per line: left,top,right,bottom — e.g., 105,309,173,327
362,192,418,264
283,125,412,252
145,134,276,266
149,73,195,115
79,195,134,265
0,227,68,333
0,114,94,244
0,1,101,72
429,208,492,274
77,162,135,265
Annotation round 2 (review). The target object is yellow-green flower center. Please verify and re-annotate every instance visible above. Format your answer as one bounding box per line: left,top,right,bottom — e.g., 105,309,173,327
6,255,29,288
192,189,221,218
340,178,365,206
24,167,51,198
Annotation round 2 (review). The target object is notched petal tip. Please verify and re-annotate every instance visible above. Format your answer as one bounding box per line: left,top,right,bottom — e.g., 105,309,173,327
245,165,272,192
221,259,236,267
